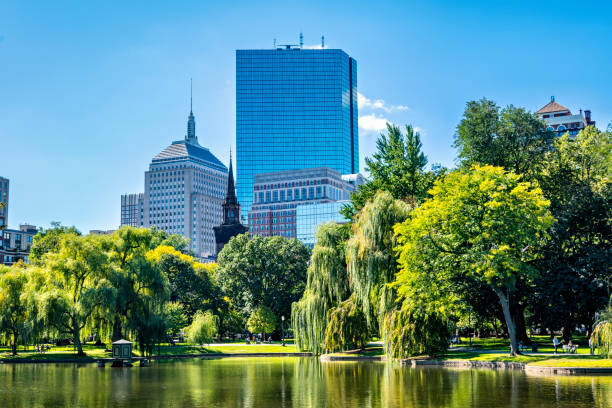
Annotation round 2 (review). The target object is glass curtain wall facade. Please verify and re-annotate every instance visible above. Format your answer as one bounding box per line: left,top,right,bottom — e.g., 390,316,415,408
236,48,358,222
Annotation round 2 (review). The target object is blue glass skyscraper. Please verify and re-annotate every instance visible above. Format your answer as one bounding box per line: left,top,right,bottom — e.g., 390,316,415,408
236,46,358,222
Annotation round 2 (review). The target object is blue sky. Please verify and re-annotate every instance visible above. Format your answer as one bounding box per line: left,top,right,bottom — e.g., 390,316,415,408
1,0,611,232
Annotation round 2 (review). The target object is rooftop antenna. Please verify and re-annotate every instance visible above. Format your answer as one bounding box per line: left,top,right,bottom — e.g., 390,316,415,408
321,35,325,48
299,32,303,48
273,38,276,49
190,78,193,113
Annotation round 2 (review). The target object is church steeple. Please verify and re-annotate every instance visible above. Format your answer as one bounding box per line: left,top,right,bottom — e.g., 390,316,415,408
221,151,240,225
214,149,248,256
186,79,197,144
224,150,238,207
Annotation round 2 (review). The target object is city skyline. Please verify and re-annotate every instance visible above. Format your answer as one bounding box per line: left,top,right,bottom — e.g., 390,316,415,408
1,1,611,232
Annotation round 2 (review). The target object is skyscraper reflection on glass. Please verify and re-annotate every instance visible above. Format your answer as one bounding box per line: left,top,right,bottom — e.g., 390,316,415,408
236,46,358,222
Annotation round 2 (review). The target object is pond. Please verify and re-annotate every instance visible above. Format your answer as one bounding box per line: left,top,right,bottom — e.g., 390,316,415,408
0,358,610,407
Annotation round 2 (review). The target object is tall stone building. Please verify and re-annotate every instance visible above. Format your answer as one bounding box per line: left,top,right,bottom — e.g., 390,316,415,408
214,155,248,256
126,97,228,259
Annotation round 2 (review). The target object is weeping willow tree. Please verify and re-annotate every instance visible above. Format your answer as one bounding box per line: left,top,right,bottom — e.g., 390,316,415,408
345,191,412,338
292,222,350,354
591,299,612,358
323,297,368,352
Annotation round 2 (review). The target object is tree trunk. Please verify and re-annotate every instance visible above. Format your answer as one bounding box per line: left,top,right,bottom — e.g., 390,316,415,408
512,302,531,345
74,326,85,356
11,331,18,356
494,288,519,356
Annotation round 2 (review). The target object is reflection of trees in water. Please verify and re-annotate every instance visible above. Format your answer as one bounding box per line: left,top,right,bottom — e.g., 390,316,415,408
1,360,612,407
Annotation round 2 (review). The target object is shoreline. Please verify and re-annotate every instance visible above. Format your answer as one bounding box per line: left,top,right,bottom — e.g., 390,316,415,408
2,352,610,375
320,354,612,375
0,352,313,364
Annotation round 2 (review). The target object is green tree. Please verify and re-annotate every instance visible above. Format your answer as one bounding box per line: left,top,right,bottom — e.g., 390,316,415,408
0,266,29,355
105,227,165,342
343,124,432,219
247,305,276,339
322,297,368,352
186,310,218,346
454,99,554,176
164,301,188,339
37,234,115,355
394,165,554,355
292,222,351,354
216,234,310,325
29,223,80,264
346,191,411,335
531,127,612,340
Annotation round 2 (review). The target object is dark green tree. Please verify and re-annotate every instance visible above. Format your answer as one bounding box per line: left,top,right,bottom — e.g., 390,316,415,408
454,98,554,177
531,127,612,340
30,223,80,264
216,234,310,328
343,124,432,219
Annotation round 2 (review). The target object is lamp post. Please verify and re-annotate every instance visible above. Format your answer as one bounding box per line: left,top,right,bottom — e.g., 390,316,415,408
281,315,285,346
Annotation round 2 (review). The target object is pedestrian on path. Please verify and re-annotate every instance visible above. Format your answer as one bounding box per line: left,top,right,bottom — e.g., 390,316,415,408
553,336,559,354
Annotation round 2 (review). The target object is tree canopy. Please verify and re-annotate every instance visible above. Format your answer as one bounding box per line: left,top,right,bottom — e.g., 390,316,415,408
394,165,554,354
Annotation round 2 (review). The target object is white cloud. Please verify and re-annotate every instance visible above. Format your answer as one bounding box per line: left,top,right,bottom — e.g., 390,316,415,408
359,114,389,132
301,44,324,49
357,92,409,113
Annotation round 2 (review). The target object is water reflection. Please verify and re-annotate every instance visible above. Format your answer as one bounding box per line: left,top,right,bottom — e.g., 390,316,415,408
0,358,610,407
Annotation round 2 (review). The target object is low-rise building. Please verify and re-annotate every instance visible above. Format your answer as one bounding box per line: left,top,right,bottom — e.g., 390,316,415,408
248,167,362,242
536,96,595,137
1,224,37,265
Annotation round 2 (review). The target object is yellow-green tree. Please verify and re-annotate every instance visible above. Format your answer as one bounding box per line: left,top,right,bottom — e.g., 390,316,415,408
37,234,115,355
0,266,29,355
346,191,411,336
394,165,554,355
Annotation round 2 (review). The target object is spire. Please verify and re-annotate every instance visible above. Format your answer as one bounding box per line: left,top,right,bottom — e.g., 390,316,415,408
186,79,197,144
224,150,238,206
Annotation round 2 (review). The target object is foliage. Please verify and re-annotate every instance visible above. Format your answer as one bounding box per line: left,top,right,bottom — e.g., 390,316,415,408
292,222,351,354
454,98,554,177
29,223,80,264
323,297,368,352
186,310,218,346
343,124,433,219
591,299,612,358
530,127,611,339
247,305,276,336
37,234,115,355
216,234,310,323
150,246,215,318
394,165,554,355
164,301,188,337
0,266,29,354
346,191,411,333
384,304,450,358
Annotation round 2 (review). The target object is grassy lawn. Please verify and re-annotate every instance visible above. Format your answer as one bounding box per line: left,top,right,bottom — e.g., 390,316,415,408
0,342,300,361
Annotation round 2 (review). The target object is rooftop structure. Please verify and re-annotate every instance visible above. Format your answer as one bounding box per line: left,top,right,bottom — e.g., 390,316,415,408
536,96,595,137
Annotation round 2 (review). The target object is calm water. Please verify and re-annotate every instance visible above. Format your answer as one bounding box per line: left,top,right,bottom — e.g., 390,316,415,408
0,358,610,407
